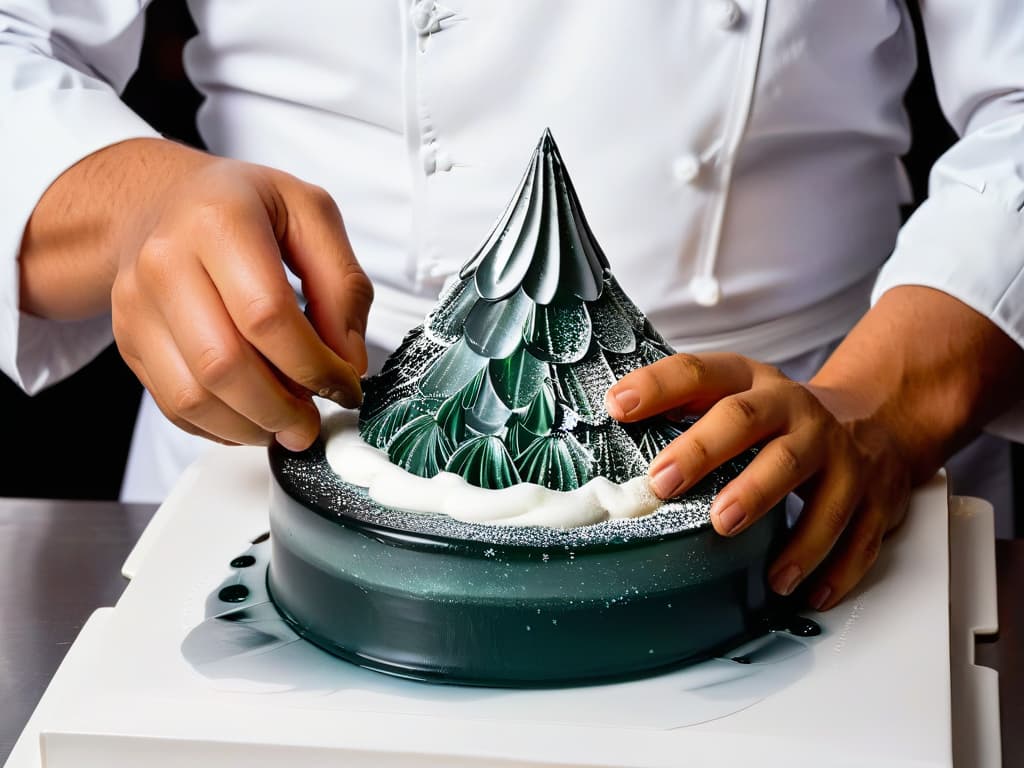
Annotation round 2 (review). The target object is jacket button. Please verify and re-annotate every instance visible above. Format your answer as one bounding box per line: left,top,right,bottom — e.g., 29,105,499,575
434,149,453,173
672,154,702,184
712,0,742,29
421,142,453,175
421,144,437,174
690,275,722,306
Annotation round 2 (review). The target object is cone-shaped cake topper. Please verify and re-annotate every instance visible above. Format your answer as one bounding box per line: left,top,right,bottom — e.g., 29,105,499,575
360,129,686,492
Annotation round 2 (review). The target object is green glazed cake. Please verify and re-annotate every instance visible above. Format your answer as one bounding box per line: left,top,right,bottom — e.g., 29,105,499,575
266,130,792,686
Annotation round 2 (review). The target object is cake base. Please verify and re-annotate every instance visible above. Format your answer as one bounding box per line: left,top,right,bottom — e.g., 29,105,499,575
267,441,794,686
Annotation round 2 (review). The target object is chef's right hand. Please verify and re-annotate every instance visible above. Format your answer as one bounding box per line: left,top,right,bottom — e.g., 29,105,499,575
111,152,372,451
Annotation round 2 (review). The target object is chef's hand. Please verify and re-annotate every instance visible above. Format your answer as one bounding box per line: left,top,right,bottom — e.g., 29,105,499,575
113,152,372,450
21,138,372,452
605,353,911,611
604,287,1024,612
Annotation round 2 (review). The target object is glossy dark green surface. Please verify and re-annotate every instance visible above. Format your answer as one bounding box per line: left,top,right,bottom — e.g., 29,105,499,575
267,478,788,686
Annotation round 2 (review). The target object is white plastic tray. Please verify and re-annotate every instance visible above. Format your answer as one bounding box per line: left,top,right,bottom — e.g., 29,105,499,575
3,446,999,767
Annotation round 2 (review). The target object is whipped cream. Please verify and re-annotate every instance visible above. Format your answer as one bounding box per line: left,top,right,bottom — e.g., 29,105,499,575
320,405,662,528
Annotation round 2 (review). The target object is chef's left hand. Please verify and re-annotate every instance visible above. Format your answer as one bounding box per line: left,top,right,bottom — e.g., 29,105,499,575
604,353,912,611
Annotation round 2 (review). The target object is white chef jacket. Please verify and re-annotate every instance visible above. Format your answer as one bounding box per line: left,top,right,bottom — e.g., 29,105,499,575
1,1,1023,503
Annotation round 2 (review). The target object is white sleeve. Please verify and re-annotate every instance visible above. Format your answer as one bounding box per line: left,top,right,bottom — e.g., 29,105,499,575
871,0,1024,440
0,1,161,394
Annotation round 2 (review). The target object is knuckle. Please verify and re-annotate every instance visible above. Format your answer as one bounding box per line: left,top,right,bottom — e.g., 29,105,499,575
821,497,853,539
136,236,174,277
721,394,759,428
773,441,802,476
860,533,883,568
855,512,888,565
304,184,340,216
668,353,708,387
194,200,236,236
170,383,210,419
342,267,375,307
193,342,242,389
781,379,818,413
685,435,711,467
239,291,294,339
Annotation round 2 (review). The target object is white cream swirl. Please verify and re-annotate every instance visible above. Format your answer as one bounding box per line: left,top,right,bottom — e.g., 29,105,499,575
321,406,662,529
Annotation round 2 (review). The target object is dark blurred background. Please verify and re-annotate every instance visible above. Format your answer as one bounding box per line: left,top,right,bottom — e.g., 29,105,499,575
0,1,1018,529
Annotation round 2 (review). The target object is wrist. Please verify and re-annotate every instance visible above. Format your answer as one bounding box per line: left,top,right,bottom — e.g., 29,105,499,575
805,286,1013,483
19,137,210,320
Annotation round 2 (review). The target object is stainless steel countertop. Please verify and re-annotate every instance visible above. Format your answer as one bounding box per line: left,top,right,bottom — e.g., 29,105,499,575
1,497,1020,765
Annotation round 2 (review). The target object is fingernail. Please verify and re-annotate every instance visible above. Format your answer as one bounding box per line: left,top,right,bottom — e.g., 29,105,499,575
606,388,640,418
714,501,746,535
318,384,362,409
318,387,345,404
276,430,312,452
809,585,832,611
770,563,803,596
650,464,684,499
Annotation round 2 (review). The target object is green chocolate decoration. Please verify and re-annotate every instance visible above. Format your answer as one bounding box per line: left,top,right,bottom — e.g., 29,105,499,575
360,129,688,491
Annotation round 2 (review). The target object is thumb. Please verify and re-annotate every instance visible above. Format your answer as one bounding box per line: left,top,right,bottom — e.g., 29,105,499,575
275,180,373,376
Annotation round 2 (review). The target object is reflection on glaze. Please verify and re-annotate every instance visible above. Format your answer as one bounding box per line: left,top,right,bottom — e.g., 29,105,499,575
323,408,662,528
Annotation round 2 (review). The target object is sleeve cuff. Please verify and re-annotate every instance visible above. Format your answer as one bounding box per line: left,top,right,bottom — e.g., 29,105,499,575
0,87,160,392
11,311,115,395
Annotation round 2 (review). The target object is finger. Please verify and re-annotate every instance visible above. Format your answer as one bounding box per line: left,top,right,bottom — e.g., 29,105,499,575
605,353,756,423
876,468,910,534
703,427,822,534
155,258,321,448
704,428,823,536
112,283,230,445
135,364,241,445
767,464,862,596
116,332,238,445
134,325,275,447
646,388,794,499
193,198,363,407
277,179,373,375
803,468,911,611
803,505,889,612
